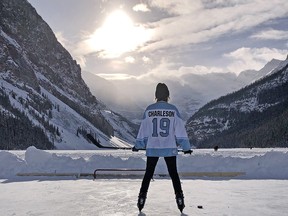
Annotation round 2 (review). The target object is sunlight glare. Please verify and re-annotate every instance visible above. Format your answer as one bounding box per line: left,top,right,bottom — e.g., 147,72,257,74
88,10,152,58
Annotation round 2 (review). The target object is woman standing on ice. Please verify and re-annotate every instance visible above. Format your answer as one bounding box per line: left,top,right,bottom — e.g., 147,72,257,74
132,83,192,213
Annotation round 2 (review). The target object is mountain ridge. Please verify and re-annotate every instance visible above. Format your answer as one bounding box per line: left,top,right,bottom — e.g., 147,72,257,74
186,57,288,148
0,0,136,150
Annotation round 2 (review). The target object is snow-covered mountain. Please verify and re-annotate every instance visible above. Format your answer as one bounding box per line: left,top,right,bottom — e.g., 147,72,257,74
186,56,288,148
237,58,283,84
0,0,137,150
83,59,283,123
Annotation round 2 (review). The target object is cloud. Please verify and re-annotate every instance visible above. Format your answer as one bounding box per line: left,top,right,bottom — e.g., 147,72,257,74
133,3,151,12
149,0,202,15
96,73,136,80
138,58,224,82
142,56,151,63
51,0,288,77
125,56,136,63
251,29,288,40
54,31,88,67
95,46,287,82
141,0,288,52
178,65,225,75
224,47,288,74
74,10,152,62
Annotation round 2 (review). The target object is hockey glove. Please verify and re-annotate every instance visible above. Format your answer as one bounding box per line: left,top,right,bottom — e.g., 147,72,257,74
132,146,139,152
183,150,193,154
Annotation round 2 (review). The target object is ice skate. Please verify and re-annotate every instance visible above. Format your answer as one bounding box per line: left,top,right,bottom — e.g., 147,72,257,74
137,192,147,212
175,192,185,213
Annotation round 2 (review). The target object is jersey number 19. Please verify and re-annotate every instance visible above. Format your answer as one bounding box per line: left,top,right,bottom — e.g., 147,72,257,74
152,118,170,137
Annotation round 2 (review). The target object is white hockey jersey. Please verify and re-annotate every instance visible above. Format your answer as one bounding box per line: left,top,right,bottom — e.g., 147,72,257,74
135,101,191,157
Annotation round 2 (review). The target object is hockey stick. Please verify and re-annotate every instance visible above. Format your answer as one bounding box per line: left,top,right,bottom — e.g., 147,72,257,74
86,134,132,150
86,133,192,153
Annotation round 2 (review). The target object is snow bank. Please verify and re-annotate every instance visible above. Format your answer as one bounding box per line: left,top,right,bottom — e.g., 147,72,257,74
177,151,288,179
1,147,288,179
0,151,26,177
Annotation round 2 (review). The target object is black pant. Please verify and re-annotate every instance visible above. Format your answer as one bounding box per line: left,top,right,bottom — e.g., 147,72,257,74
140,156,182,194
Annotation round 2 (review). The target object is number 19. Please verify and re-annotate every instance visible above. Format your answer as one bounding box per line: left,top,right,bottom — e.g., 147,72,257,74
152,118,170,137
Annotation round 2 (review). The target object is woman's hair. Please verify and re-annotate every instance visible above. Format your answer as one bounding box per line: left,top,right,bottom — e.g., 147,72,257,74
155,83,170,102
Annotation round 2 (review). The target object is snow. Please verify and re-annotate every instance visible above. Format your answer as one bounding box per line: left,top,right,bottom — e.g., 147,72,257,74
1,147,288,215
0,29,21,50
0,78,132,150
1,78,136,150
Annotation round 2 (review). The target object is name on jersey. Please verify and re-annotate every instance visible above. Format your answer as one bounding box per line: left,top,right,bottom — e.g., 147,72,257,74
148,110,175,117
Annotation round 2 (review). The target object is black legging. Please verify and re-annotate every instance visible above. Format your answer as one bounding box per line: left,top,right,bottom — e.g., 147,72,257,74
140,156,182,194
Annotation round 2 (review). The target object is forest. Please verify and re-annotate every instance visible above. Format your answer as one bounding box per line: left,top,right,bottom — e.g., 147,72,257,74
0,89,54,150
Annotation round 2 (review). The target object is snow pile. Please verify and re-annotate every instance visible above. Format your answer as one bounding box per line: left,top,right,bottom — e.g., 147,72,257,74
177,151,288,179
1,147,288,179
0,151,26,177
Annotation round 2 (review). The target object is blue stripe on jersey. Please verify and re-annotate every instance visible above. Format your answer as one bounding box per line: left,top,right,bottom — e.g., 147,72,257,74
136,137,148,149
176,138,191,151
146,148,179,157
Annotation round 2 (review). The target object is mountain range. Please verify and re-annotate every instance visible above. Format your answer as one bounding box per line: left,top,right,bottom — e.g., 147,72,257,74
83,59,283,123
1,0,287,150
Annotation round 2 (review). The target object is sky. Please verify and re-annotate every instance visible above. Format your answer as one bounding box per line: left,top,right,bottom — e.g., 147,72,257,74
27,0,288,82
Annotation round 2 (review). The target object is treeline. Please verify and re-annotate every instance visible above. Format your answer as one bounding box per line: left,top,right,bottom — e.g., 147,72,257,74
195,84,288,148
0,89,54,150
198,107,288,148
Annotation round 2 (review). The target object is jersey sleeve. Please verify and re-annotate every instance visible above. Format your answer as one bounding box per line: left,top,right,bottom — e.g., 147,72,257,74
135,112,148,149
174,111,191,151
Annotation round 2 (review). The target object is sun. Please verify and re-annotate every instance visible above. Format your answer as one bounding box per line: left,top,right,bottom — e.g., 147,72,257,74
88,10,152,58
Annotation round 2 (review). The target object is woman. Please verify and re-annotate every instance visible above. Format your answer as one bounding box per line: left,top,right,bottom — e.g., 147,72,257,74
133,83,192,213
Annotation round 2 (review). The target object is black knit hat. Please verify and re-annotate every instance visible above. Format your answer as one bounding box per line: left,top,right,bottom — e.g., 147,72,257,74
155,83,169,101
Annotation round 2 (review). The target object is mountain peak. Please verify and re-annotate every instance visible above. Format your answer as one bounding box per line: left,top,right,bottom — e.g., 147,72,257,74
0,0,136,150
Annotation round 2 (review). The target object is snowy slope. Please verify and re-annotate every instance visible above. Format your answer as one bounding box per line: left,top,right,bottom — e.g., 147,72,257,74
0,78,133,150
187,58,288,148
